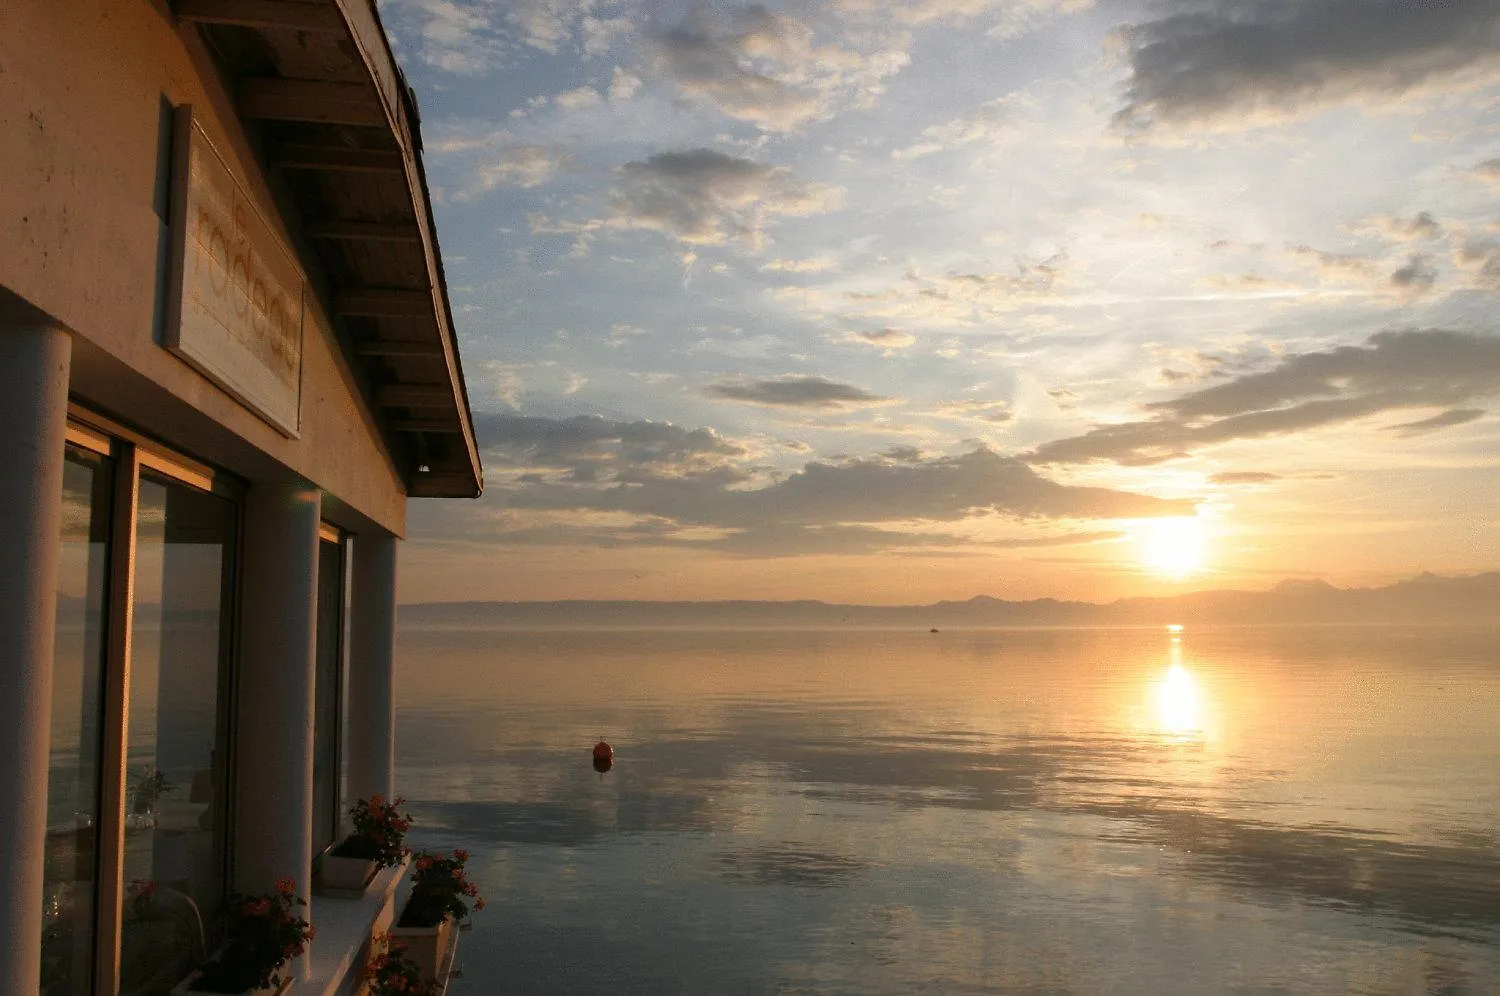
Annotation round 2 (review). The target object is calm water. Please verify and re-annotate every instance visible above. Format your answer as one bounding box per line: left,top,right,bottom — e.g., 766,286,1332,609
393,626,1500,994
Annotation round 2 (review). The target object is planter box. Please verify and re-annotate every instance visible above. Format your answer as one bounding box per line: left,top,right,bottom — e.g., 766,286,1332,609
387,916,454,982
319,853,379,894
170,970,290,995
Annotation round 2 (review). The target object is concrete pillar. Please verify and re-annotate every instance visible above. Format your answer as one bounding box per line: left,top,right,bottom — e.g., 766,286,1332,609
0,325,72,994
345,532,397,805
234,482,320,979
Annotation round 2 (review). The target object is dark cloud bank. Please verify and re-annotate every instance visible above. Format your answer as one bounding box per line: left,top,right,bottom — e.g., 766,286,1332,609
1031,329,1499,465
1115,0,1500,131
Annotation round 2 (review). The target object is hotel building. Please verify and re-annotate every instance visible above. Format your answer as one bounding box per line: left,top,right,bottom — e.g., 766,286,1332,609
1,2,482,992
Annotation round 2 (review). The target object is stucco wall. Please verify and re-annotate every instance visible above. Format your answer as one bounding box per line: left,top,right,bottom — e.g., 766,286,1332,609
0,0,406,536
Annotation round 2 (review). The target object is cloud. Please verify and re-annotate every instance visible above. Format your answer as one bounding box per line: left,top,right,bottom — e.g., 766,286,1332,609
892,96,1016,160
420,409,1195,557
515,445,1192,524
610,149,841,247
931,399,1014,423
1383,408,1485,436
1288,245,1380,284
1112,0,1500,133
1390,254,1438,298
1471,158,1500,188
382,0,506,74
608,66,643,100
1209,471,1281,485
504,0,595,54
834,0,1087,34
582,16,633,55
456,145,562,198
553,85,602,110
842,258,1065,328
648,5,908,132
763,257,835,274
1370,211,1444,242
705,375,891,410
1029,329,1500,465
1454,239,1500,291
473,412,747,476
850,328,916,349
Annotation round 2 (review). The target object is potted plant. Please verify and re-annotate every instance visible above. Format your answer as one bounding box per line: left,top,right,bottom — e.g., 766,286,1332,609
363,937,440,996
388,850,484,980
172,878,313,995
321,795,413,893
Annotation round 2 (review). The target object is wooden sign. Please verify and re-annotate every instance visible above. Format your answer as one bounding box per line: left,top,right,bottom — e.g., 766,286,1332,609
166,106,304,437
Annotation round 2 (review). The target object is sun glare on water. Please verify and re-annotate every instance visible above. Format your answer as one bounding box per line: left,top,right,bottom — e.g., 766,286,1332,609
1139,516,1207,578
1155,663,1203,735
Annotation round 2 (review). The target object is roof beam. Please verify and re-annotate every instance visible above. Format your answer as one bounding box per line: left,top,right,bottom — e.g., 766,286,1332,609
336,288,433,317
355,339,444,357
274,143,405,173
306,220,421,243
174,0,345,32
376,384,457,409
240,78,385,128
388,418,463,434
409,473,482,498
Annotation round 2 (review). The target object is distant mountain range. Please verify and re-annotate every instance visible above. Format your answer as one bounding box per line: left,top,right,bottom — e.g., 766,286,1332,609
400,571,1500,628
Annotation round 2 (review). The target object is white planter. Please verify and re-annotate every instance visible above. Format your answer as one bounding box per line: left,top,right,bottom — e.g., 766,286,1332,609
387,916,454,982
320,852,378,893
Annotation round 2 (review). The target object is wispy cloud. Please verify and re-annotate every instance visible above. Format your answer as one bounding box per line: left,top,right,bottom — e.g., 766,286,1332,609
1383,408,1485,436
705,375,891,410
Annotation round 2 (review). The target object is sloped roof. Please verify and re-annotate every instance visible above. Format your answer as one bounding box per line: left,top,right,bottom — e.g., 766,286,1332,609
177,0,483,497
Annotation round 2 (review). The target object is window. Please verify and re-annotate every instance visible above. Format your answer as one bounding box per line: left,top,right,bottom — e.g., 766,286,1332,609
40,447,113,996
119,472,236,991
43,409,239,995
312,532,347,852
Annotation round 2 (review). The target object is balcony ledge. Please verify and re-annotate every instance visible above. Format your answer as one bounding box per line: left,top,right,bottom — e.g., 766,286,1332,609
299,855,409,995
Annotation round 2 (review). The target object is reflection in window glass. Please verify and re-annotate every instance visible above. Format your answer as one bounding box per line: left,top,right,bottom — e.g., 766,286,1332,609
41,449,112,995
120,474,235,995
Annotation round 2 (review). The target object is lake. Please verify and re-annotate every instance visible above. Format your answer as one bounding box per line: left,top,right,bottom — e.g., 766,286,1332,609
392,625,1500,994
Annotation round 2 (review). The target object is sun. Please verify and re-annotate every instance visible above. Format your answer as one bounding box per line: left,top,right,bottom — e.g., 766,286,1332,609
1139,516,1207,578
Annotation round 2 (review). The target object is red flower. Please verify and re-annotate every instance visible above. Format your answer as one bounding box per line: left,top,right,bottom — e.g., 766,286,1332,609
275,876,296,897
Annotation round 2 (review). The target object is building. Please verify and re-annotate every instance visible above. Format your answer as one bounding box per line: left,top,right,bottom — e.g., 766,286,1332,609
1,2,483,992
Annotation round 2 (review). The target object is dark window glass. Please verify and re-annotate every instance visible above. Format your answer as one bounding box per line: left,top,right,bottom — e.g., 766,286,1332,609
119,473,235,994
41,449,113,995
312,537,346,850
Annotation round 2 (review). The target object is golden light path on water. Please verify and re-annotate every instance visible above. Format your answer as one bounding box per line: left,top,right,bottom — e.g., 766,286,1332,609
1154,632,1206,736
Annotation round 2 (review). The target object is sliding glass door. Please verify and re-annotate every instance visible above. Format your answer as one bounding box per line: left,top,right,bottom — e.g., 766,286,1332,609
119,472,236,992
43,412,240,996
40,447,113,995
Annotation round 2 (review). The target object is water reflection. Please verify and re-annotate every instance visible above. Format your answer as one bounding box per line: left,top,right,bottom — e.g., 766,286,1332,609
394,625,1500,994
1153,639,1204,736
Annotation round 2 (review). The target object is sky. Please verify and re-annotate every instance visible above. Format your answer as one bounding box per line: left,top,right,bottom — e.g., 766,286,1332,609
382,0,1500,605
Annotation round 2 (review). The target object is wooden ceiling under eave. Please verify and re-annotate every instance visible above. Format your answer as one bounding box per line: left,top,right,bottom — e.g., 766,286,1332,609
174,0,483,499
